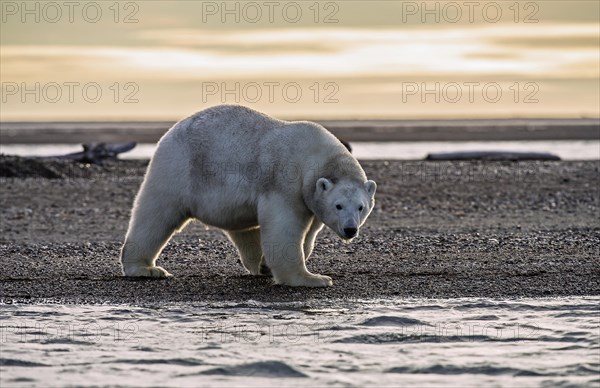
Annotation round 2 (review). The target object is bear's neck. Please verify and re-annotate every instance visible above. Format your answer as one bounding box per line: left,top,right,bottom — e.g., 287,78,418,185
302,180,320,215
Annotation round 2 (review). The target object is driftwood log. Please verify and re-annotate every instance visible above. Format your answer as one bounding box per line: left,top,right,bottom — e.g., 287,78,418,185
425,151,561,161
41,142,137,165
340,139,352,153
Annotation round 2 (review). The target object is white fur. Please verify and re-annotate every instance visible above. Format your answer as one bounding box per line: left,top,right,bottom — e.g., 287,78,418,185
120,105,376,287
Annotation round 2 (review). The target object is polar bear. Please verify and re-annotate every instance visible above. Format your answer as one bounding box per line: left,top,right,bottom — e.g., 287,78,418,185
120,105,376,287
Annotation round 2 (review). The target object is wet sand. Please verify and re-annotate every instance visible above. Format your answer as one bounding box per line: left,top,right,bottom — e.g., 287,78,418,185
1,157,599,304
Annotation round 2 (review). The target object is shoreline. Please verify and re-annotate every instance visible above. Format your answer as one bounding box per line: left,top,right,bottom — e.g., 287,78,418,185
2,118,599,144
1,157,598,304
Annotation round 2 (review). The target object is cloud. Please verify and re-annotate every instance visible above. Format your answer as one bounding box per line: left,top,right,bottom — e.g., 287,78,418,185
1,22,598,120
3,23,598,82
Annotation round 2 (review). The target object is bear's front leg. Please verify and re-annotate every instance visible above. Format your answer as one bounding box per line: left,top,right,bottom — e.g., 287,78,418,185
258,194,332,287
303,217,324,261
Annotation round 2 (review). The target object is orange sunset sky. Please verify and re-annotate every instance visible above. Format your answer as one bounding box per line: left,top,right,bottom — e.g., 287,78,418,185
1,0,599,120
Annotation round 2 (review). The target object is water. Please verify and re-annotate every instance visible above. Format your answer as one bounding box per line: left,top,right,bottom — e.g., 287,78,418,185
1,140,599,160
1,297,598,387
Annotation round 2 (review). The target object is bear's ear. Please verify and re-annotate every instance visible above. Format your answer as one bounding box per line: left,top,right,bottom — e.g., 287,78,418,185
365,180,377,196
316,177,333,193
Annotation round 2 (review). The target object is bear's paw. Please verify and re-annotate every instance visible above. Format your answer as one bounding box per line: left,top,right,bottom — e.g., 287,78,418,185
123,265,172,278
276,273,333,287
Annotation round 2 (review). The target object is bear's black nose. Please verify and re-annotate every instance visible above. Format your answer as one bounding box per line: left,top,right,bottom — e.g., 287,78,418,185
344,227,357,238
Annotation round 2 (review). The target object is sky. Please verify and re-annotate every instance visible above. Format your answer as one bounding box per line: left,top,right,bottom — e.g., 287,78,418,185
1,0,599,120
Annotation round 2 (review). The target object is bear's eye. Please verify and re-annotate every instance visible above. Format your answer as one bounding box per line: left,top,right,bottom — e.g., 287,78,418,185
336,204,343,210
359,205,364,212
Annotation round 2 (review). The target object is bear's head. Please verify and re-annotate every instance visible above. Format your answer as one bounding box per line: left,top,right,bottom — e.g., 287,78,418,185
314,177,377,241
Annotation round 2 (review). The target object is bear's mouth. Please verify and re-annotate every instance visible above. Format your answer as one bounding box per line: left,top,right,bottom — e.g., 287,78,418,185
340,231,358,242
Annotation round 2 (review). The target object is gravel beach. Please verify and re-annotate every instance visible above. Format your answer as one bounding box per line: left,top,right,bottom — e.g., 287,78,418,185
1,157,599,304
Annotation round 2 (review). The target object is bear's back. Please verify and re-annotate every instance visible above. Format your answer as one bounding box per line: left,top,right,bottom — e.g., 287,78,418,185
182,105,282,139
165,105,280,164
159,105,363,191
167,105,339,165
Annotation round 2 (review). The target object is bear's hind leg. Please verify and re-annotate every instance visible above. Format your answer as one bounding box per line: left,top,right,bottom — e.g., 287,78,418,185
121,196,189,278
226,228,266,275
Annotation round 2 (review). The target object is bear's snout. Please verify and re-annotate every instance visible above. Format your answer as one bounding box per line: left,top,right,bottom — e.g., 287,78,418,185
343,227,357,238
